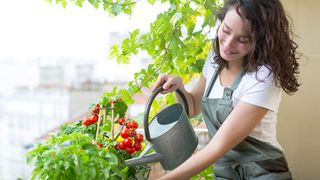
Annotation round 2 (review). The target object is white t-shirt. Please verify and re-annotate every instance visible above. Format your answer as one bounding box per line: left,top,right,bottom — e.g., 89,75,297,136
202,55,283,151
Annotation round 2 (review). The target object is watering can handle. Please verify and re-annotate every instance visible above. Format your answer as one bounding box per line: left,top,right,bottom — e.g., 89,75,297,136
144,86,189,142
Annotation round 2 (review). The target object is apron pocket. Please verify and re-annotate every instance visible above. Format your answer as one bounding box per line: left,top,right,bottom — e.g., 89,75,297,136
255,157,289,173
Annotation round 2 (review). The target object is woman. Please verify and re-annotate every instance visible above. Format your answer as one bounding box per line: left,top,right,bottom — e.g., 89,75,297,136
151,0,300,179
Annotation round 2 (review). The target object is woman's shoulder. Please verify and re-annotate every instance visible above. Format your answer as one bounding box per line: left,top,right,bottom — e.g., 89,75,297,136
202,51,218,79
240,65,279,92
238,65,281,112
245,65,274,82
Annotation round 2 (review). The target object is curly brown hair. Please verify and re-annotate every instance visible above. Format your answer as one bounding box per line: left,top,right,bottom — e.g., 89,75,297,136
213,0,300,95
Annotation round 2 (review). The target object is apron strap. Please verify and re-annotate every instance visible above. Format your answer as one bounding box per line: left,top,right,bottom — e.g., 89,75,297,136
204,71,218,98
230,68,245,91
223,69,245,100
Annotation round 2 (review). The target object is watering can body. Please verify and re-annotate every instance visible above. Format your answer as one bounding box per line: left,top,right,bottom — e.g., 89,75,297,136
125,87,198,170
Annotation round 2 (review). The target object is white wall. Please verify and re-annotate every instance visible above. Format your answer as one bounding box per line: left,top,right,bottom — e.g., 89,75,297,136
278,0,320,179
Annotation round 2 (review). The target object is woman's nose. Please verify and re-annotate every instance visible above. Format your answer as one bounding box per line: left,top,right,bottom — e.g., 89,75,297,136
223,36,234,49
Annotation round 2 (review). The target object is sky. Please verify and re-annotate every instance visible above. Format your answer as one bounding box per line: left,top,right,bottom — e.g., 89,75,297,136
0,0,168,96
0,0,167,59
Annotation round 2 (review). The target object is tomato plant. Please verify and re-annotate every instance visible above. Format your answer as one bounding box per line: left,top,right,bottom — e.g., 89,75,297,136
26,96,150,180
27,0,221,178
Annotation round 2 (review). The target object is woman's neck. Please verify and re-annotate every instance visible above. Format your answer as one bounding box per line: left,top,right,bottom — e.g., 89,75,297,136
226,60,243,73
220,61,243,87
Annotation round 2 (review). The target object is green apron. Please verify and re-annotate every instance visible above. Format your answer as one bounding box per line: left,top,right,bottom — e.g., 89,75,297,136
201,70,292,180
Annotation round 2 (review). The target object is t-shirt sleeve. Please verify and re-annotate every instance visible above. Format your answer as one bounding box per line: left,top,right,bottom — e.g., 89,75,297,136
240,67,282,112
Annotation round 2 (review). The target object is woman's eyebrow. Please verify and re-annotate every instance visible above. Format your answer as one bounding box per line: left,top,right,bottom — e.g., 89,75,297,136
224,22,251,39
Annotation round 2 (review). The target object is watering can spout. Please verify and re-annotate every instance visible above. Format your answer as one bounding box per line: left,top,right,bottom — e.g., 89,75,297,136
125,152,162,167
125,143,162,166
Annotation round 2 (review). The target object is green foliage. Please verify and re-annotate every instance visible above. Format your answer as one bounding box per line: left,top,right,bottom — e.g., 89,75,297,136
27,99,149,179
108,0,219,111
46,0,137,15
34,0,224,178
48,0,220,93
26,132,128,179
191,165,214,179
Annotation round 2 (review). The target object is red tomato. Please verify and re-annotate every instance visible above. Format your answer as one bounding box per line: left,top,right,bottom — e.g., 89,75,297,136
126,147,135,154
82,120,87,126
130,121,138,129
128,128,137,137
125,122,131,129
90,114,98,123
118,141,126,150
120,129,130,139
97,143,103,148
92,104,100,114
82,117,91,126
123,138,133,148
118,118,126,125
134,143,142,151
135,134,144,143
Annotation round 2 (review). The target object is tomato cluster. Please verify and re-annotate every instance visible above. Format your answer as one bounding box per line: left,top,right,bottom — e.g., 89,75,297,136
82,104,100,126
116,118,144,154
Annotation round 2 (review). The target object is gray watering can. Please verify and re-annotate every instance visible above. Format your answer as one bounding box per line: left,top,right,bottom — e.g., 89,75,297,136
125,87,198,170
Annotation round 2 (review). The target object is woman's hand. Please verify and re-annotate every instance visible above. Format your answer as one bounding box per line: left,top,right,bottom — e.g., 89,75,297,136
151,74,183,94
151,73,206,118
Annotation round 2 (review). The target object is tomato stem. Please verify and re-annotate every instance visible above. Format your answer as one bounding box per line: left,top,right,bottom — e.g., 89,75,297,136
111,102,115,139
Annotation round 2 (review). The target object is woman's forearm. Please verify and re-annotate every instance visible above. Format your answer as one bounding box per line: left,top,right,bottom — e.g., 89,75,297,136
158,102,268,179
158,145,218,180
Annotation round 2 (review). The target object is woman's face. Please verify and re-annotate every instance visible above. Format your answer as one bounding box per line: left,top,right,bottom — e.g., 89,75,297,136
218,7,253,63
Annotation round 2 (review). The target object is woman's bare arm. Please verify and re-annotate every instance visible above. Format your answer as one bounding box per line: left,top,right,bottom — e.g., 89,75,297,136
158,102,268,180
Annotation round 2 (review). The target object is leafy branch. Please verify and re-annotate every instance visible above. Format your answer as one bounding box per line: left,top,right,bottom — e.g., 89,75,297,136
34,0,222,179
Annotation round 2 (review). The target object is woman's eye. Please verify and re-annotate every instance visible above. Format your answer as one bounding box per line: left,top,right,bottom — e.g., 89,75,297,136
238,37,250,43
223,30,230,34
223,29,230,34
